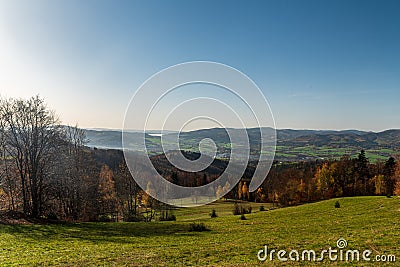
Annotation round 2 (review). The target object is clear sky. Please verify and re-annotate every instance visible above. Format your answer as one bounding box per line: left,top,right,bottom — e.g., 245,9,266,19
0,0,399,131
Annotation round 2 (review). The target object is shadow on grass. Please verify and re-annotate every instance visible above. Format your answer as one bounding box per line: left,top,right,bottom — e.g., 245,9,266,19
4,222,189,244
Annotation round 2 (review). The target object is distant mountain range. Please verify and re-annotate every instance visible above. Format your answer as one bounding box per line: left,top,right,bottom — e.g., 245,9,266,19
84,128,400,162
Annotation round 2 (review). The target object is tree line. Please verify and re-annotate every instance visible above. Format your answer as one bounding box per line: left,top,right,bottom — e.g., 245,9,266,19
253,151,400,206
1,96,399,222
0,96,144,221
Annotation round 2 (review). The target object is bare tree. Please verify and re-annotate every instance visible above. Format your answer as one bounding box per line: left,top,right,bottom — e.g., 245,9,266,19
115,160,142,221
50,125,90,220
0,96,61,217
0,150,20,211
0,107,15,210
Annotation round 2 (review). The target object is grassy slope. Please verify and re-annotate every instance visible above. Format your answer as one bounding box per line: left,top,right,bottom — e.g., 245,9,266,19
0,197,399,266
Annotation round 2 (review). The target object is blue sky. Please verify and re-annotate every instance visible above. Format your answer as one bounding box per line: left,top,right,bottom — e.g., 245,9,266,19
0,0,399,131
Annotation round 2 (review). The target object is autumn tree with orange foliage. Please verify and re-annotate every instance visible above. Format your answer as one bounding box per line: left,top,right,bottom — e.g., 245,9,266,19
242,182,250,200
97,164,118,220
313,163,335,200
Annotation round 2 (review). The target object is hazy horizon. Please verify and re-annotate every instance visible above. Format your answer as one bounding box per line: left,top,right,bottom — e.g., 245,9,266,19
86,126,399,133
1,1,399,131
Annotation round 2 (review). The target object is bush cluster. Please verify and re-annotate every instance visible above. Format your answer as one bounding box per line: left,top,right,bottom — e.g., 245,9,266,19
233,203,252,215
189,222,209,232
210,209,217,218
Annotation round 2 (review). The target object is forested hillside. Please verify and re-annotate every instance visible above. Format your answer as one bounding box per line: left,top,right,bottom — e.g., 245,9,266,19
1,96,400,223
86,128,400,161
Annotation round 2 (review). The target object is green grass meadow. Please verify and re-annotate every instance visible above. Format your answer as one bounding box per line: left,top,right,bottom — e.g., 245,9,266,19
0,197,399,266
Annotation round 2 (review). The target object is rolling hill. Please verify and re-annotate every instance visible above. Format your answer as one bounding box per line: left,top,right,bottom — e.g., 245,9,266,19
85,128,400,162
1,196,398,266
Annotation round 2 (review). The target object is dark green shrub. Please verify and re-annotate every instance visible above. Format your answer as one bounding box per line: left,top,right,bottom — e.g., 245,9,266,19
334,201,340,208
233,203,252,215
240,214,247,220
98,214,113,222
124,213,145,222
189,222,209,232
210,209,217,218
259,205,265,211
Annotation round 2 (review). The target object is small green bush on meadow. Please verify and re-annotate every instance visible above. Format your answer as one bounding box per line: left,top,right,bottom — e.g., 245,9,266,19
233,203,252,215
189,222,209,232
210,209,217,218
